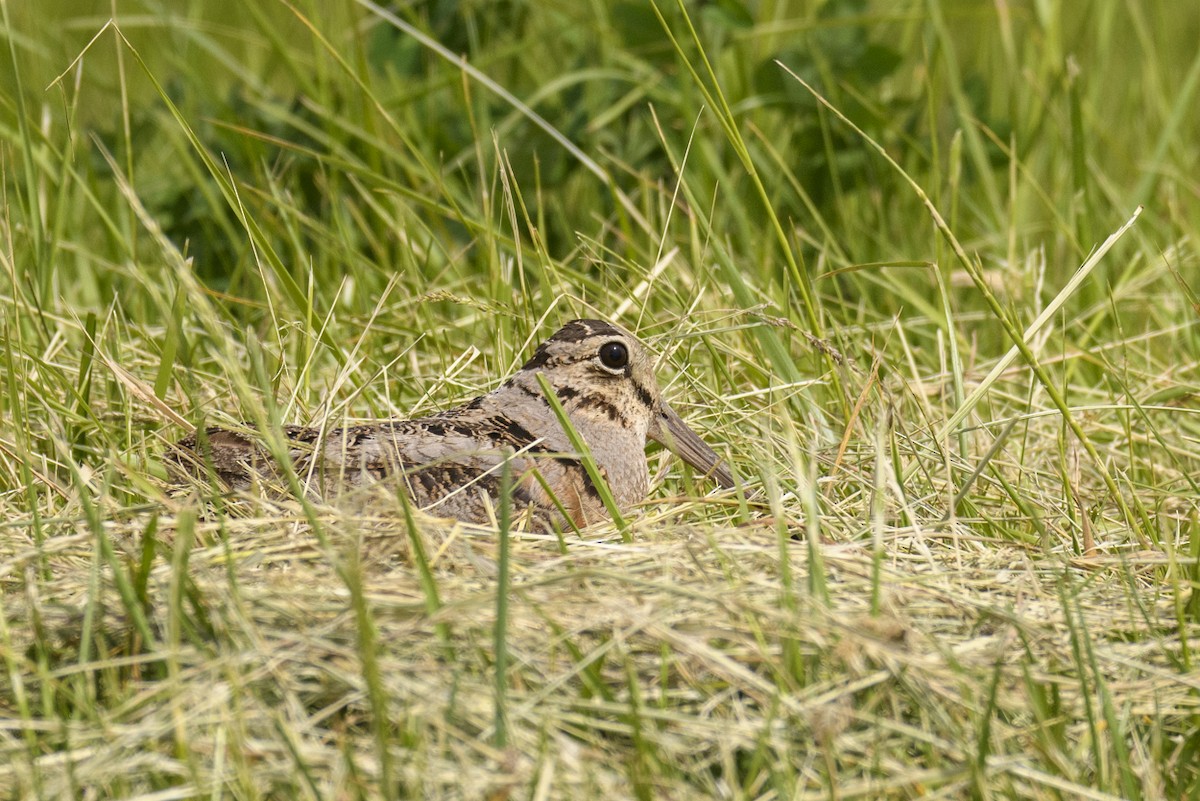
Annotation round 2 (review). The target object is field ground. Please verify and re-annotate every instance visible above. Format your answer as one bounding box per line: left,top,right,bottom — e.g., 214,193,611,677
2,1,1200,798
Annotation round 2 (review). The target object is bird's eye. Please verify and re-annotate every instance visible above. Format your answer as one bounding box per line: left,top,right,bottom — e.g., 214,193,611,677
598,341,629,371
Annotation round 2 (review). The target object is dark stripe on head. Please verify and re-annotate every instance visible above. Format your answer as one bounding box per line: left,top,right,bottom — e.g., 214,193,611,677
552,319,623,343
522,321,626,371
576,394,627,425
521,346,553,371
631,379,655,410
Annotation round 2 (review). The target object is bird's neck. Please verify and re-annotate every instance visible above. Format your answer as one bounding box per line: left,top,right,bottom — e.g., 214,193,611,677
485,371,651,504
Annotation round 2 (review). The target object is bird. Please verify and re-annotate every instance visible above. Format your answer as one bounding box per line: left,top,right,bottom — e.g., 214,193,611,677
170,319,734,529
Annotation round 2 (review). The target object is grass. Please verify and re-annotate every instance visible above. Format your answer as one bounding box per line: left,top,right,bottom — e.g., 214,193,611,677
2,0,1200,798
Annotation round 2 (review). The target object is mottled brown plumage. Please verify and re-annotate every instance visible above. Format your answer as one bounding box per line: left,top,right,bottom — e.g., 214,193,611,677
170,319,733,528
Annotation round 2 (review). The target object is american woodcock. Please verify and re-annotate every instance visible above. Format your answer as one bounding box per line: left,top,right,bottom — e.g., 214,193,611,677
171,319,734,528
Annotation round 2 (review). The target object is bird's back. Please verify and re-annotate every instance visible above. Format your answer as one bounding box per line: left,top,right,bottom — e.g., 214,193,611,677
171,395,608,529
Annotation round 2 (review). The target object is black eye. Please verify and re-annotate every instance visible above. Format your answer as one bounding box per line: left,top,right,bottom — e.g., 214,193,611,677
598,341,629,370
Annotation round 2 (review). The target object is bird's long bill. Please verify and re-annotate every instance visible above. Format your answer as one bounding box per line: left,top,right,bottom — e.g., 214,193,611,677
649,403,735,489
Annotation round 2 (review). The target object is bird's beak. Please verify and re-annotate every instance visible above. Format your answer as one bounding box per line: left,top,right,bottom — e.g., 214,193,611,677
648,403,735,489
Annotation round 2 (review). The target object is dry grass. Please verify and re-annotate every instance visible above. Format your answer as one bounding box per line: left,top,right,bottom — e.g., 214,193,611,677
2,481,1194,798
